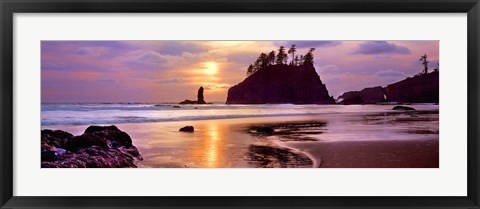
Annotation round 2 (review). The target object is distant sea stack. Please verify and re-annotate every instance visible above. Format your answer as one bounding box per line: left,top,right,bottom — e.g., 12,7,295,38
337,71,439,104
226,64,335,104
196,87,206,104
179,86,210,104
338,86,386,105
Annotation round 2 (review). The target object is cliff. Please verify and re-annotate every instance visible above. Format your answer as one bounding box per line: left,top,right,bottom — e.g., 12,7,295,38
386,71,439,103
226,64,335,104
337,71,439,104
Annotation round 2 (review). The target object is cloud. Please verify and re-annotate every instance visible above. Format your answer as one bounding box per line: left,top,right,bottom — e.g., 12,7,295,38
128,77,186,84
114,51,183,67
42,62,66,70
96,78,117,83
352,41,411,55
75,47,109,57
155,42,207,55
317,64,340,73
275,41,342,48
374,69,408,78
155,78,185,83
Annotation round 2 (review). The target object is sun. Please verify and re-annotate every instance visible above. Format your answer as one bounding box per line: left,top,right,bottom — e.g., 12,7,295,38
203,62,219,75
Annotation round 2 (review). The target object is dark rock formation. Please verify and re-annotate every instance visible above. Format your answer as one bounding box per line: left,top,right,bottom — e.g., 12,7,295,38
337,71,439,104
179,126,194,132
255,127,275,134
179,86,209,104
197,87,206,104
393,105,416,111
386,71,439,103
41,130,73,151
41,125,142,168
337,86,386,105
226,64,335,104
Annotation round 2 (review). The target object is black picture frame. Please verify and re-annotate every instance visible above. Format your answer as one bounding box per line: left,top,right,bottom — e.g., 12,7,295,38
1,0,479,208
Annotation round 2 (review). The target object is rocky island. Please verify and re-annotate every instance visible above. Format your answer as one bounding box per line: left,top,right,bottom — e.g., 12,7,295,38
179,86,211,104
226,46,335,104
338,71,439,104
338,54,439,105
41,125,143,168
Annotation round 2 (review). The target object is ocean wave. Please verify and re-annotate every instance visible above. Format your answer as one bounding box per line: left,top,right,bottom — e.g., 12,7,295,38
41,112,337,126
41,103,439,126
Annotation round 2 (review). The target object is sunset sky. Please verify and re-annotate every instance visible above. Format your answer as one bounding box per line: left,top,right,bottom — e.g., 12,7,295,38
41,40,439,103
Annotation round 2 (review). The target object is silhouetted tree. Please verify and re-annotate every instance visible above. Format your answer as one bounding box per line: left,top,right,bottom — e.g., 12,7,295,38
299,55,304,65
246,64,254,77
288,44,297,66
294,55,300,66
303,48,316,64
259,53,269,68
419,54,429,74
267,50,276,66
252,57,262,72
276,46,288,65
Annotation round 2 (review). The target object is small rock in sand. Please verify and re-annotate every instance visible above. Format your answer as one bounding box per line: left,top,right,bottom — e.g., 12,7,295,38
179,126,194,132
392,105,416,111
256,127,274,134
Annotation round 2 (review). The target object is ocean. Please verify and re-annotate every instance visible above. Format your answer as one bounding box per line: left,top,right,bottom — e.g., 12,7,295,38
41,103,438,126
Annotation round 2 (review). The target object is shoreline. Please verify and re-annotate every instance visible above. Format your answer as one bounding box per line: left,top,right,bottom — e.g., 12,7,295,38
274,140,321,168
42,110,439,168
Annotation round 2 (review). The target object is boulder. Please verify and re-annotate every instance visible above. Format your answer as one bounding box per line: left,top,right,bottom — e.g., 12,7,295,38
41,125,142,168
392,105,416,111
256,127,275,134
179,126,194,132
41,129,73,151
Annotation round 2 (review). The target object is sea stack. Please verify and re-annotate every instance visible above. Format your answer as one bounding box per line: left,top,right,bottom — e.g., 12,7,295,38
179,86,210,104
197,87,206,104
226,64,335,104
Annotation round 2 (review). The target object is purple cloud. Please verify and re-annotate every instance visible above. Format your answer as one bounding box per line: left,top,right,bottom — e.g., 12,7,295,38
155,41,207,55
154,78,185,83
75,47,109,57
97,78,117,83
275,41,342,48
42,62,66,70
317,64,340,73
352,41,411,55
374,69,408,78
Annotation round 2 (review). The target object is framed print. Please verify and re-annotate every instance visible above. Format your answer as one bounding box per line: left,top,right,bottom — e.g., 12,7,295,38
1,0,479,208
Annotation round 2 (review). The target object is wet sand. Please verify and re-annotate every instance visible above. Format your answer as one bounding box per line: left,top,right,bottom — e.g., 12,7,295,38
42,109,439,168
281,139,439,168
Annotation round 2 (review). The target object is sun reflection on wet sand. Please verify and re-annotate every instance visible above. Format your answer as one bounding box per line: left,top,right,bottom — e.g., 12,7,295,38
194,122,224,168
